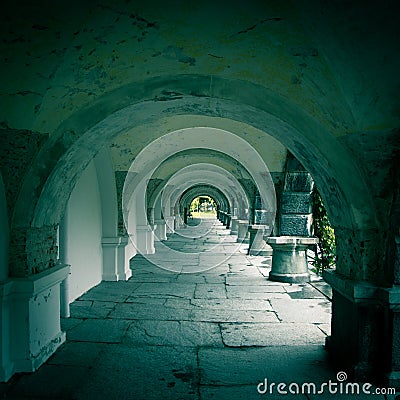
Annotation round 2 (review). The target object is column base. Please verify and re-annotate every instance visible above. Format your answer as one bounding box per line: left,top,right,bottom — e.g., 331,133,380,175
154,220,167,241
267,236,318,283
1,265,70,381
248,225,272,256
237,220,250,243
102,236,133,281
135,225,156,254
269,271,310,283
230,217,239,235
324,270,400,389
165,216,175,234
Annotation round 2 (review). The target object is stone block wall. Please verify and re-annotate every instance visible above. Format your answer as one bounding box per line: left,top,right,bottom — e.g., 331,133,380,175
0,128,47,225
279,154,313,236
9,225,58,277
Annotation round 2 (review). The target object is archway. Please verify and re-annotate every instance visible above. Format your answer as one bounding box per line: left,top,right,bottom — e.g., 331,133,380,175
8,76,385,384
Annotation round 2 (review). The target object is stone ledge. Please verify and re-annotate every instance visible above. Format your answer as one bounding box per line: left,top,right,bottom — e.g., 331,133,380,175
323,270,400,305
267,236,318,245
10,264,70,298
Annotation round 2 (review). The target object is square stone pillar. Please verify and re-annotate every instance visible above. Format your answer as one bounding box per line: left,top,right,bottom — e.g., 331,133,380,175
154,219,167,241
134,225,156,254
102,236,133,281
324,270,400,389
9,265,69,375
164,216,175,234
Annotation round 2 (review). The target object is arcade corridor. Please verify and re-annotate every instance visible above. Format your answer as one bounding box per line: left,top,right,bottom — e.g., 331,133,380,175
0,219,338,399
1,0,399,395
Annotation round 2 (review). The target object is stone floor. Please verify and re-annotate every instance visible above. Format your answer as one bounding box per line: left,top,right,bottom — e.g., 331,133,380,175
0,219,391,399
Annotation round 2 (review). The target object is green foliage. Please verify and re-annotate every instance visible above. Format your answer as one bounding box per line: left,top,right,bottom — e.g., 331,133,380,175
310,187,336,275
190,197,200,213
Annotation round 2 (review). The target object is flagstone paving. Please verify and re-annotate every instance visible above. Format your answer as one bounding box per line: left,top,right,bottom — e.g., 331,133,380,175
0,218,388,399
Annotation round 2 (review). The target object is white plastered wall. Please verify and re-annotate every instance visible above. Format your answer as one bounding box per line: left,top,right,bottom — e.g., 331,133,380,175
62,160,103,303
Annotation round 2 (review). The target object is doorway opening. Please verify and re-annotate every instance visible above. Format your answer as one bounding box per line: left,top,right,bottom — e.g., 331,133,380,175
189,196,217,220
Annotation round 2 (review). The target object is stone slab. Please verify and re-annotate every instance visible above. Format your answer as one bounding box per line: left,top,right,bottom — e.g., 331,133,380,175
48,341,105,367
79,288,131,302
61,317,84,332
69,300,116,318
123,320,223,347
67,319,131,343
75,345,198,400
311,281,333,300
226,285,287,297
285,284,326,299
270,299,331,323
194,283,227,299
132,282,196,298
226,276,280,286
220,323,327,346
190,309,279,323
198,346,334,386
190,298,273,311
109,302,192,321
7,365,90,399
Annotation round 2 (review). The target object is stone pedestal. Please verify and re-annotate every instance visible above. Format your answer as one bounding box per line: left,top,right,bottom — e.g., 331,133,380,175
102,236,133,281
135,224,156,254
0,281,14,382
230,217,239,235
154,219,167,241
220,211,227,226
165,216,175,234
237,220,249,243
248,225,271,256
8,265,69,377
324,270,400,389
267,236,318,283
225,214,231,229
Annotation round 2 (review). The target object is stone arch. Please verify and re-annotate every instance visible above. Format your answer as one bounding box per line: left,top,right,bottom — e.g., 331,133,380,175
159,163,251,222
146,148,255,215
180,185,229,214
11,75,378,282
